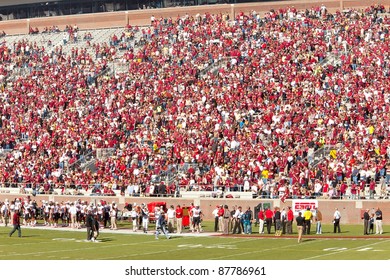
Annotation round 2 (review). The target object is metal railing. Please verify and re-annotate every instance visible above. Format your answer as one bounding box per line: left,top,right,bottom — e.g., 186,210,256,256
96,148,116,160
66,149,95,173
308,144,334,167
198,56,231,78
110,60,130,75
1,180,389,199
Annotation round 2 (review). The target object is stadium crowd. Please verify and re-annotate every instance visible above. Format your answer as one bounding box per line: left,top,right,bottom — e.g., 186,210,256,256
0,4,390,200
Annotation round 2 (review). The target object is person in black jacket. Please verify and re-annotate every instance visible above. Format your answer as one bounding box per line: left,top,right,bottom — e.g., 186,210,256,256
296,212,304,243
86,211,94,241
363,209,370,235
92,213,100,242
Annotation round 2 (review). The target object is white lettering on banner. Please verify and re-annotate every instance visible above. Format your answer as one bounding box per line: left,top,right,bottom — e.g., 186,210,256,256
292,199,318,216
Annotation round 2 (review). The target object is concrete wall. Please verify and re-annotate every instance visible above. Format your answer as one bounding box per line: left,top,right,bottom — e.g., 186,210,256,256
0,193,389,224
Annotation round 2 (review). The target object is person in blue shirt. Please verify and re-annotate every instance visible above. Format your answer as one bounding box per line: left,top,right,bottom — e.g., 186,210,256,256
155,211,170,239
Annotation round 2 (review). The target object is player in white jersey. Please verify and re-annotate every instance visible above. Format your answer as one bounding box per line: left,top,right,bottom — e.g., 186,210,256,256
43,202,50,226
141,205,149,233
131,208,138,232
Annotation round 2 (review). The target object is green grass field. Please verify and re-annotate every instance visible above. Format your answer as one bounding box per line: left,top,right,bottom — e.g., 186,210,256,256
1,222,389,260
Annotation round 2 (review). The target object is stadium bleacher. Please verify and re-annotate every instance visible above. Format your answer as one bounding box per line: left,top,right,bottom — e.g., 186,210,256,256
0,4,389,202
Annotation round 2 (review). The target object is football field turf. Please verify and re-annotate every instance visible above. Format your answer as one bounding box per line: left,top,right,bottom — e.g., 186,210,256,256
1,223,389,260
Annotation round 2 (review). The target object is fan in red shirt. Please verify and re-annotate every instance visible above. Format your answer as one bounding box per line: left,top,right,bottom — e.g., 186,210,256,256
265,208,274,234
286,206,294,234
175,205,183,234
9,209,22,238
257,208,265,234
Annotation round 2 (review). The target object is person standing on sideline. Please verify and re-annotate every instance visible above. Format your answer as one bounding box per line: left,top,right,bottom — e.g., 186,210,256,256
333,207,341,233
369,213,375,234
315,207,323,234
265,207,273,234
130,207,138,232
296,212,304,243
188,203,195,232
9,209,22,238
212,205,220,232
375,207,383,234
286,206,294,234
167,205,176,233
1,201,9,226
258,207,265,234
222,205,231,234
141,204,149,233
217,204,224,232
281,208,287,234
110,204,117,230
229,206,236,233
303,207,313,235
363,209,370,235
85,210,94,241
191,205,203,233
92,213,99,242
232,206,242,234
175,204,183,234
242,206,253,234
274,207,282,236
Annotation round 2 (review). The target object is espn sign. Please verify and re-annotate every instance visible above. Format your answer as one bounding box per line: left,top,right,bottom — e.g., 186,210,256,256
292,199,318,216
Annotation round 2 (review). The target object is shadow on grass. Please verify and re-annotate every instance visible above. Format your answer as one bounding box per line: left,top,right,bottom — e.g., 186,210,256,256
96,238,114,242
19,235,41,238
301,239,317,243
